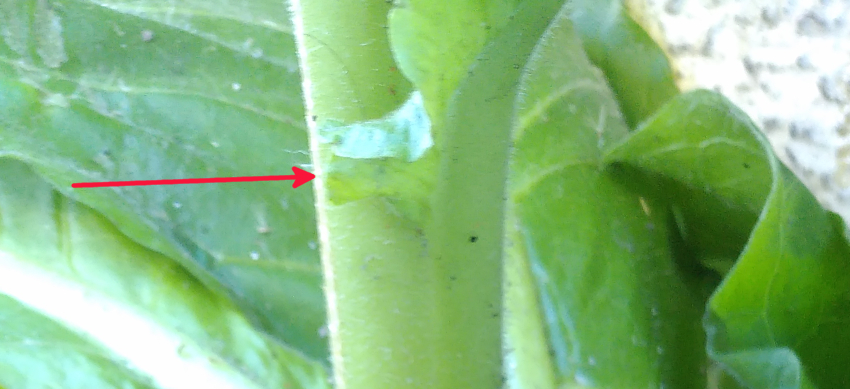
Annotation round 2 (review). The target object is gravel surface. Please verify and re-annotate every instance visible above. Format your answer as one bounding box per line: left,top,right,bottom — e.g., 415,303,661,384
632,0,850,221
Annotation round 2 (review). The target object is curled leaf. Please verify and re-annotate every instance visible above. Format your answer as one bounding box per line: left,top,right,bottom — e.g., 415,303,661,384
606,90,850,389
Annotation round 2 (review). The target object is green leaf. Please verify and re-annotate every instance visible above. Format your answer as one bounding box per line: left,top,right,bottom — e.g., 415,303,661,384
1,295,157,389
0,0,325,359
606,90,850,388
388,0,519,128
604,91,772,275
0,159,329,389
568,0,679,127
504,5,706,388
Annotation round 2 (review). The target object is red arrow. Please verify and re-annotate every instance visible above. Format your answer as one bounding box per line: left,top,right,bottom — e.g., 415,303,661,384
72,166,316,189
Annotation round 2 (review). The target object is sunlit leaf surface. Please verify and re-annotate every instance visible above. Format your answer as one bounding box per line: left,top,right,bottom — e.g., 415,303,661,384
0,0,326,360
607,90,850,389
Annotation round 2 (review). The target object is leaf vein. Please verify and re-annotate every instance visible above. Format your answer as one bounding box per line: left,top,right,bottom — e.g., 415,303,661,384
514,79,606,142
512,159,597,201
77,0,295,68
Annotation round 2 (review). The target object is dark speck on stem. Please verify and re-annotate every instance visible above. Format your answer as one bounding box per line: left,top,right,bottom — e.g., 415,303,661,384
469,236,478,243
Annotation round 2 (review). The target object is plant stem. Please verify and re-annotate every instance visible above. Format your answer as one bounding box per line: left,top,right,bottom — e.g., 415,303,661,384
289,1,506,388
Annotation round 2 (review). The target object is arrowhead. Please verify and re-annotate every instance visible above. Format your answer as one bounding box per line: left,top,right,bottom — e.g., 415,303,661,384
291,166,316,188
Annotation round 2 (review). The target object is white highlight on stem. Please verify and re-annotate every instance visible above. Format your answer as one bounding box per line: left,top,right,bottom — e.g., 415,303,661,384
288,0,344,388
0,250,261,389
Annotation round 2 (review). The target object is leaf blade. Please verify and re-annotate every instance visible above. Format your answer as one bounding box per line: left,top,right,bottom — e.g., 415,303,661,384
606,90,850,388
0,159,329,389
0,0,326,359
505,6,706,388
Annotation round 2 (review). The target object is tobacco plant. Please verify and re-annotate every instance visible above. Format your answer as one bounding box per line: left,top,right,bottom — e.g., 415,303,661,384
0,0,848,388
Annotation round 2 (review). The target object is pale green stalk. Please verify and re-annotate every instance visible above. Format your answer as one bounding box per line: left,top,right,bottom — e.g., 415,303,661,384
289,1,507,388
